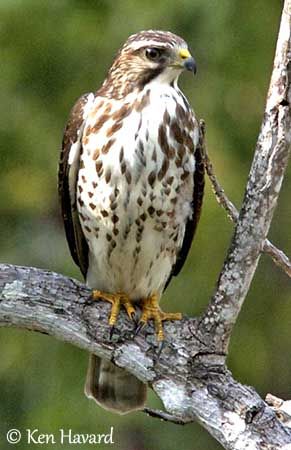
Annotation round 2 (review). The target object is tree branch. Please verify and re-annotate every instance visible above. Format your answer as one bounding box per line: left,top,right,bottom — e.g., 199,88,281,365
1,263,291,449
200,0,291,351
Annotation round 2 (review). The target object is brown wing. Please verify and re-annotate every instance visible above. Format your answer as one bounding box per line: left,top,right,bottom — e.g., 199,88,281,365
164,129,205,290
58,93,95,278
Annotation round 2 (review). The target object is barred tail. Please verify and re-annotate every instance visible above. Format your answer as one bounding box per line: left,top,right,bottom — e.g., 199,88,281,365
84,354,147,414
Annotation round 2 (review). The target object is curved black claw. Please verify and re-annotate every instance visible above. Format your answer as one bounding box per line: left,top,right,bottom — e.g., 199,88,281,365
128,310,138,324
109,325,115,340
131,311,139,324
156,340,165,361
135,321,146,336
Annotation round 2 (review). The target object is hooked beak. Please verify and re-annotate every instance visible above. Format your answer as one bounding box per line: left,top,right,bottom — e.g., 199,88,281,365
179,48,197,74
183,56,197,74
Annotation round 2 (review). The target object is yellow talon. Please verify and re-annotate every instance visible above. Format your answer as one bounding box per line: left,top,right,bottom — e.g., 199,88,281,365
92,290,136,326
139,293,182,341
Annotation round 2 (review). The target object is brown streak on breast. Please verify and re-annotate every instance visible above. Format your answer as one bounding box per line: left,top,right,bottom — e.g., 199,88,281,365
185,134,194,152
120,161,127,174
85,125,92,137
175,103,186,122
178,145,186,160
181,170,190,181
119,146,124,162
96,160,103,174
125,170,132,184
112,214,119,224
93,149,100,160
103,103,112,115
148,206,155,216
90,100,104,117
92,114,110,133
158,124,171,158
106,121,123,137
112,104,131,121
135,115,143,139
158,158,169,181
105,169,112,183
170,120,184,144
102,138,116,154
163,109,171,125
135,89,150,112
148,171,156,188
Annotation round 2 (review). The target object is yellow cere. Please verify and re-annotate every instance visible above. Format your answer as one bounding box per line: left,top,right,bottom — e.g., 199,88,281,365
179,48,191,59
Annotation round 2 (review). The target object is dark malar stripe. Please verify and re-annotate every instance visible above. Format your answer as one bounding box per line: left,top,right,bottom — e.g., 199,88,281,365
137,67,164,90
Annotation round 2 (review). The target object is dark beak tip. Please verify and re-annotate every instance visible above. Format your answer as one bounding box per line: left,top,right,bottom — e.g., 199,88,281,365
184,57,197,74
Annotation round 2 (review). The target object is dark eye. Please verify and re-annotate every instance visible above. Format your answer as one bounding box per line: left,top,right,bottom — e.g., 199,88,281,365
145,47,161,61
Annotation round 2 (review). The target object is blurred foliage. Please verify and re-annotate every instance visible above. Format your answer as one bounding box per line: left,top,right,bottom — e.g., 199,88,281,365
0,1,290,449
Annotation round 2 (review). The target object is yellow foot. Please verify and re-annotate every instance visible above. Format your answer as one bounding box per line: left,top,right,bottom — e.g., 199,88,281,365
92,290,135,326
139,293,182,341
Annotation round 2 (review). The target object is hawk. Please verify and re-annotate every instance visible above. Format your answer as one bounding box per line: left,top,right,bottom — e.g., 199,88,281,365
59,30,204,415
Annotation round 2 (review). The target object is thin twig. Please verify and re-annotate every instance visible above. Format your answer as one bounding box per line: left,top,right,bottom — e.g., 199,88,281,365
199,120,291,278
143,407,192,425
263,240,291,277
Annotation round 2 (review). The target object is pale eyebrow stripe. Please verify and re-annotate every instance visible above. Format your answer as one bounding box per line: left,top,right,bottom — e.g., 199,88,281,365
125,39,176,50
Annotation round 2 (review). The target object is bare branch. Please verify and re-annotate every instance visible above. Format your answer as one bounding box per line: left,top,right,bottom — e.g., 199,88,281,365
1,263,291,449
200,0,291,351
200,120,291,278
263,240,291,277
199,120,239,223
143,407,191,425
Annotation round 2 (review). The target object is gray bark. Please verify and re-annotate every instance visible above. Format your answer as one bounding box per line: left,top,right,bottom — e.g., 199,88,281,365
1,263,291,449
1,0,291,449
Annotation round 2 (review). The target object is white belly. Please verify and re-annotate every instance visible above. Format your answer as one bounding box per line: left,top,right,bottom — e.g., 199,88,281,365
77,85,197,300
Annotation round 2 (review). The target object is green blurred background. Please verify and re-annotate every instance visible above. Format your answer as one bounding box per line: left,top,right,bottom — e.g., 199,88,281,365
0,1,290,449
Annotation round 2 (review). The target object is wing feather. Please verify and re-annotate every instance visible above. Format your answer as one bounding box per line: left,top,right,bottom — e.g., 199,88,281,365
164,126,205,290
58,93,95,278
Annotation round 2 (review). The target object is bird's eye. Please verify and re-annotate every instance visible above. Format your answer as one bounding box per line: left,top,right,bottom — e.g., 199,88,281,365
145,47,161,61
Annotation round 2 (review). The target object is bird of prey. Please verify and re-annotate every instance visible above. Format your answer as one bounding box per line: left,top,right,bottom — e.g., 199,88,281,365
58,30,204,415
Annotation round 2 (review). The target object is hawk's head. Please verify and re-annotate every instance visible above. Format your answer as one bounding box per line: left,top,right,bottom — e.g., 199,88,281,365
100,30,196,99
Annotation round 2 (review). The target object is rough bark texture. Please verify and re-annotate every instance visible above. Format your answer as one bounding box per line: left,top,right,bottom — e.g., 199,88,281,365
1,263,291,450
1,1,291,449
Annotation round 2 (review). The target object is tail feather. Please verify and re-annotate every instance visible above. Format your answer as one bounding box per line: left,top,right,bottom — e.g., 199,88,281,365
84,354,147,414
